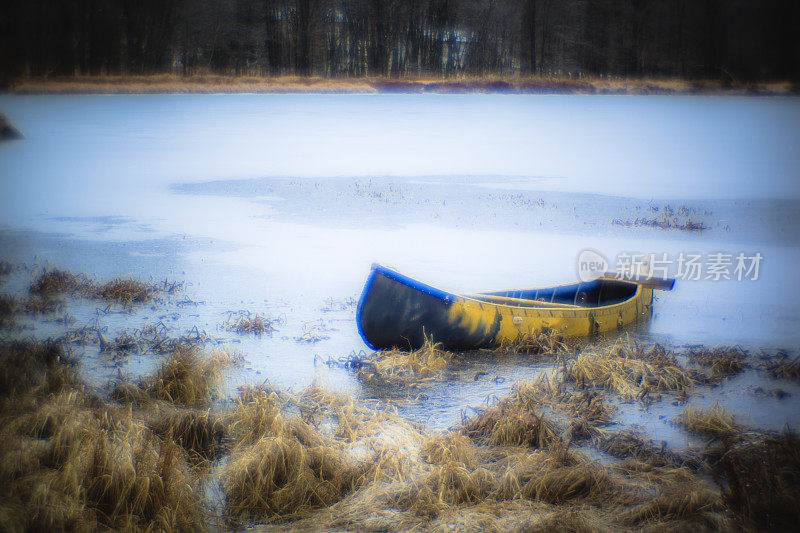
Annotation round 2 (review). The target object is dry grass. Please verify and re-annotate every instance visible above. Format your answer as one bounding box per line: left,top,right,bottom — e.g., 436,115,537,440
719,432,800,529
597,431,692,469
149,410,227,461
0,340,77,399
676,404,739,440
9,74,798,96
613,204,708,232
0,341,207,531
687,345,748,379
357,337,451,384
29,269,90,296
462,383,560,449
222,436,367,522
219,385,425,523
618,485,724,527
222,310,278,335
0,294,17,328
144,348,227,407
491,328,576,357
98,324,215,356
767,353,800,380
29,268,162,308
1,327,786,532
564,339,693,403
94,278,156,305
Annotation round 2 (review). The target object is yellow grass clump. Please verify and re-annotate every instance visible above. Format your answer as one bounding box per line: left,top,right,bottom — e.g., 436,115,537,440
462,383,560,449
395,463,495,517
0,342,207,531
29,268,163,308
767,354,800,381
223,310,278,335
688,345,748,379
677,404,739,439
564,340,693,402
144,348,227,407
29,269,91,296
358,337,451,384
110,347,228,410
1,331,780,532
420,434,482,468
149,410,227,462
221,435,367,522
94,278,156,305
493,328,575,357
618,485,725,527
225,387,330,450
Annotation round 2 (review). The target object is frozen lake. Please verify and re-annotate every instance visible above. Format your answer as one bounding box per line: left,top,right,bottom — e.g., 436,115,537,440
1,94,799,437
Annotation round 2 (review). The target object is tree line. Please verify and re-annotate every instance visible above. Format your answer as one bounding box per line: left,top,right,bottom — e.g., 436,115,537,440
1,0,798,82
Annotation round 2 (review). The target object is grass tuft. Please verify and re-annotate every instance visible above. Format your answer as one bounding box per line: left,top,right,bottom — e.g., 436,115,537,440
223,311,278,335
677,404,738,439
767,353,800,380
358,337,451,384
719,432,800,529
150,410,227,461
94,278,156,305
564,340,692,402
0,295,17,327
221,436,365,521
30,269,90,296
145,348,226,407
462,383,560,449
688,345,748,379
29,268,163,308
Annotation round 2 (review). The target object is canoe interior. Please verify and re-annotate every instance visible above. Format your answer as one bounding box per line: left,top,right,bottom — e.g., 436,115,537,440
478,279,637,308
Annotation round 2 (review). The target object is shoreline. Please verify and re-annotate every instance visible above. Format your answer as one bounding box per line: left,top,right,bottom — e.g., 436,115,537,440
1,264,799,530
4,75,798,96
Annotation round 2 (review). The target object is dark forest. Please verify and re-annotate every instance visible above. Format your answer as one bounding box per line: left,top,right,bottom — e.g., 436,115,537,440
2,0,799,82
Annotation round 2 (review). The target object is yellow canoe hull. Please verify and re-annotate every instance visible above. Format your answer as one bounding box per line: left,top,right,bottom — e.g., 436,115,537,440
357,264,653,350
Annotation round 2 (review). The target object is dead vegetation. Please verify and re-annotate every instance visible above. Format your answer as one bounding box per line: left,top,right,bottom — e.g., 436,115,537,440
94,279,156,305
767,353,800,380
111,347,228,408
222,310,279,335
0,341,211,531
490,328,576,358
613,204,708,232
0,295,17,328
29,268,165,307
677,404,739,440
10,74,798,97
293,319,333,343
320,296,357,312
563,339,693,403
94,323,216,356
2,297,798,532
597,431,692,468
0,336,793,532
720,432,800,529
687,345,749,380
357,337,452,384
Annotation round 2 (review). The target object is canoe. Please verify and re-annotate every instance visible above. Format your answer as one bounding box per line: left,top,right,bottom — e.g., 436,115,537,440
356,264,660,350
